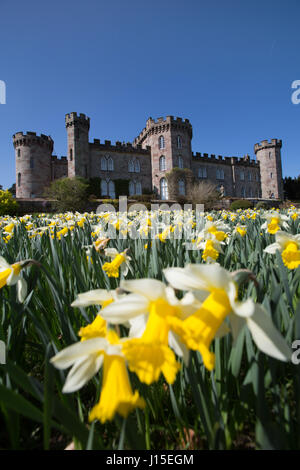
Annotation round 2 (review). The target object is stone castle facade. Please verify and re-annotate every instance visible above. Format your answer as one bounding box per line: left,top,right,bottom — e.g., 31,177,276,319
13,112,284,201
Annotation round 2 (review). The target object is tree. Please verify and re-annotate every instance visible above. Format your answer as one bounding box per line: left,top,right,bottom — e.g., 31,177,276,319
45,177,89,212
189,180,220,209
0,189,18,216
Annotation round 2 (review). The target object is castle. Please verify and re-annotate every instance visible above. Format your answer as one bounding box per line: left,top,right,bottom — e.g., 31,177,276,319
13,112,284,201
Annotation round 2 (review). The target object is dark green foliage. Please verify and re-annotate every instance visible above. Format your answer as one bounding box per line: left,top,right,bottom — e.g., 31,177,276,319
45,177,89,212
230,199,253,210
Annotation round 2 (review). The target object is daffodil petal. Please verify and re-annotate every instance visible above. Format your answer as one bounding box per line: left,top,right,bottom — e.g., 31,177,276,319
63,354,103,393
246,304,291,362
50,337,107,369
101,293,149,324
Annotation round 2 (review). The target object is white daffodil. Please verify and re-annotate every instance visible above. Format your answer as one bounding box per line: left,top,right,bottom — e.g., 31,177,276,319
50,327,145,423
264,231,300,270
102,248,131,278
100,278,202,383
71,288,118,309
163,263,291,369
0,256,27,303
261,211,289,235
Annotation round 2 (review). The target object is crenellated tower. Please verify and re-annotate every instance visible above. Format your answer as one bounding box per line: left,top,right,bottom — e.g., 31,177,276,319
254,139,283,199
13,132,53,198
65,112,90,179
133,116,193,198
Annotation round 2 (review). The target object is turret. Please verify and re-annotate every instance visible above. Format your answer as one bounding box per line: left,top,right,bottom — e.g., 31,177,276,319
254,139,283,199
65,112,90,178
13,132,53,198
134,116,193,199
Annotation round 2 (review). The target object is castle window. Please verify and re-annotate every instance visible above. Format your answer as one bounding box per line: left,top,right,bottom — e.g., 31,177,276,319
248,172,252,181
256,173,259,182
159,155,166,171
178,179,185,196
70,148,73,161
198,167,207,178
129,181,135,196
107,156,114,171
248,187,253,197
158,135,165,150
134,160,140,173
30,157,34,169
177,136,182,149
136,181,142,195
241,186,246,197
216,169,224,180
101,156,108,171
160,178,168,200
101,179,115,198
269,152,272,159
101,179,107,196
17,149,21,158
178,156,183,169
108,180,115,198
270,172,273,179
240,171,245,181
128,160,134,172
18,173,21,187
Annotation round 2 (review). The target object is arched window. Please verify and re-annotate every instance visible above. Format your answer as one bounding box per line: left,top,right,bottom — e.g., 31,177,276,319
17,149,21,158
248,187,253,197
178,155,183,169
159,155,166,171
160,178,168,200
198,167,207,178
101,179,108,196
129,181,135,196
69,148,73,161
256,173,259,182
178,179,185,196
128,160,134,172
248,172,252,181
240,171,245,181
134,159,140,173
136,181,142,195
158,135,165,150
241,186,246,198
108,180,115,198
18,173,21,187
270,172,273,179
101,156,107,171
30,157,34,169
177,135,182,149
107,156,114,171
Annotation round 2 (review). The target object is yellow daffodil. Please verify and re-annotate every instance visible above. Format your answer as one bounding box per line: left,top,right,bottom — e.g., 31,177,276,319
264,231,300,270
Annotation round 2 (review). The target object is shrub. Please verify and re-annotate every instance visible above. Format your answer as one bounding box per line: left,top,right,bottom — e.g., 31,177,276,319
189,181,220,210
230,199,253,211
45,177,89,212
0,190,18,216
255,201,268,210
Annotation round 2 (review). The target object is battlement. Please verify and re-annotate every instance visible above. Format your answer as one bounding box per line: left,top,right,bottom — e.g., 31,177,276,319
90,138,151,154
134,115,192,145
51,155,68,163
192,152,259,167
254,139,282,153
65,112,90,129
13,132,54,149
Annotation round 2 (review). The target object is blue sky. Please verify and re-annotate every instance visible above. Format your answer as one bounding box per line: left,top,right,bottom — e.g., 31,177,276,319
0,0,299,188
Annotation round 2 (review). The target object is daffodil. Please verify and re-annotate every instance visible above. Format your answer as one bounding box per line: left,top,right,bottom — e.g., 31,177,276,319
163,264,291,370
264,231,300,270
261,212,289,235
0,256,27,302
50,327,145,423
100,279,200,384
102,248,131,278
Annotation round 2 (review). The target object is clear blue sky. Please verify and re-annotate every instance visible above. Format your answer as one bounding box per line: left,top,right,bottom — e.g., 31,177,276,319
0,0,299,189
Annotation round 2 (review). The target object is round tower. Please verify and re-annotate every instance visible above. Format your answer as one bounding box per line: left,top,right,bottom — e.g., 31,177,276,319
254,139,283,200
65,112,90,179
13,132,53,199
